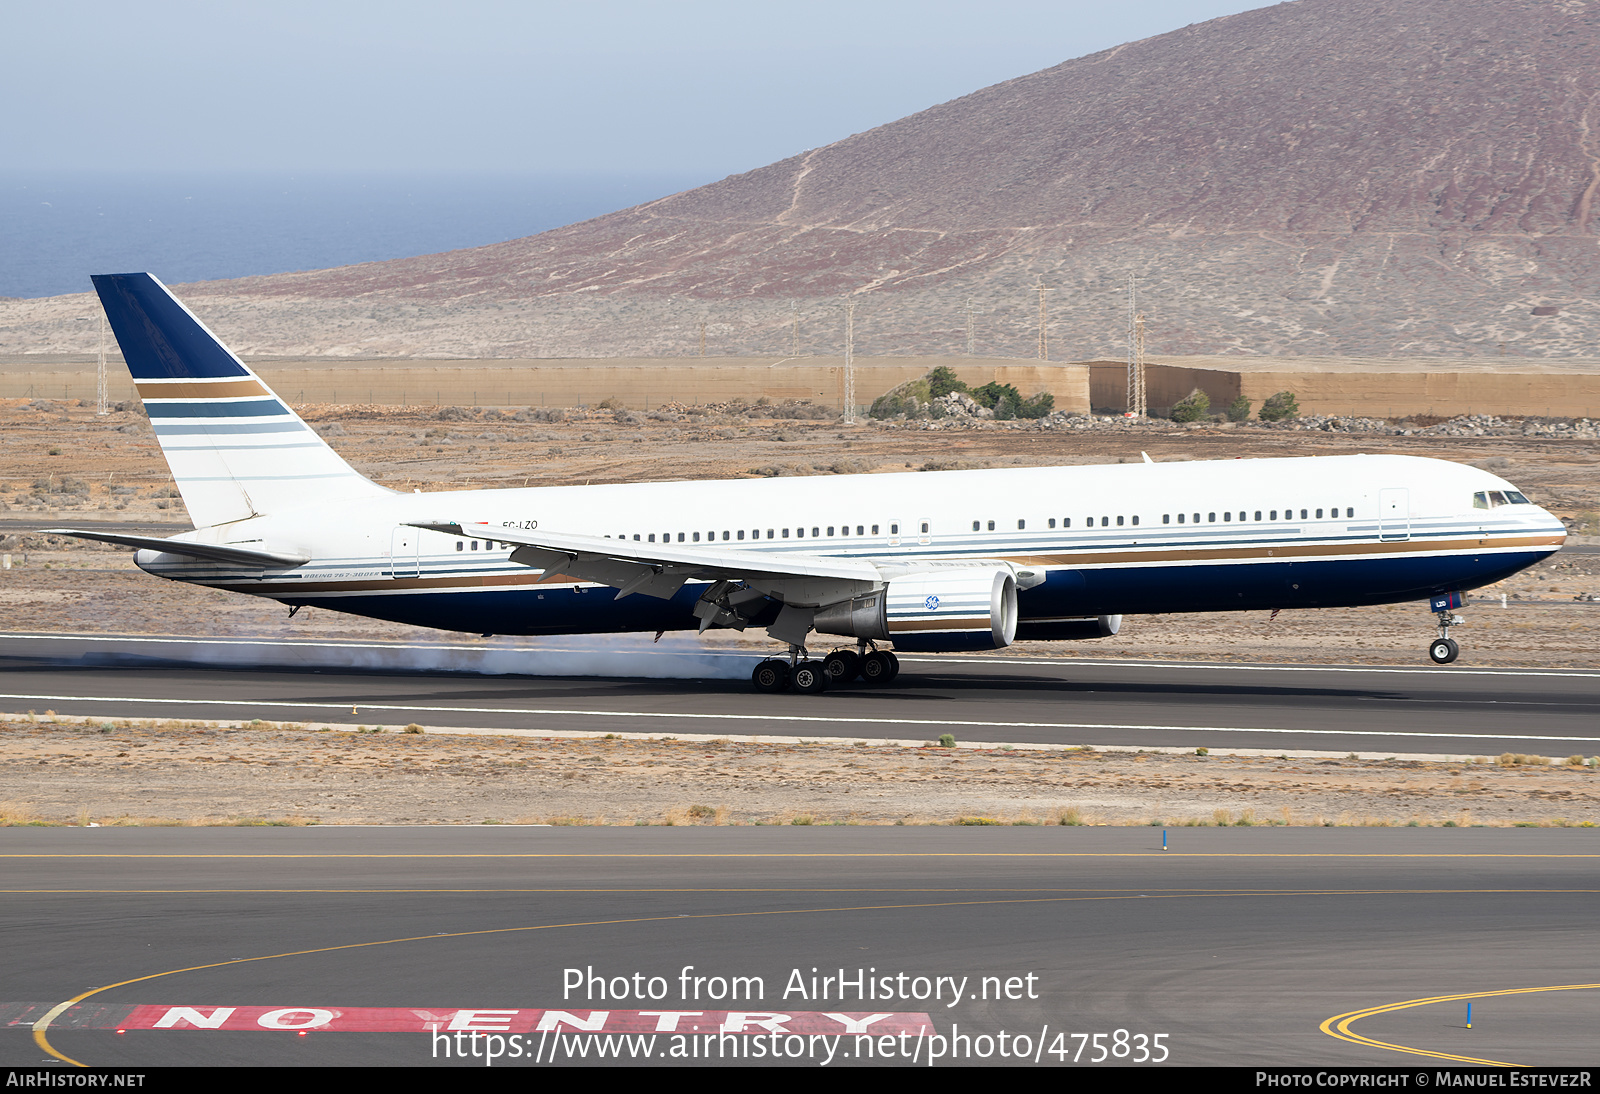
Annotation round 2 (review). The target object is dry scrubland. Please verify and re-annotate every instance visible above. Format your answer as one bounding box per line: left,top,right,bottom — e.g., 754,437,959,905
3,713,1597,830
0,395,1597,827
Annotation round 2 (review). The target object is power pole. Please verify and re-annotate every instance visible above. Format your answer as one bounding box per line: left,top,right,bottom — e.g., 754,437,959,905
791,303,801,356
843,300,857,423
966,298,975,356
1036,280,1050,360
1125,274,1144,417
698,317,707,357
1131,314,1147,418
96,309,107,415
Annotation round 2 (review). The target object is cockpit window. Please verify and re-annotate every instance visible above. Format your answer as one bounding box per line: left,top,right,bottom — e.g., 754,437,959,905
1474,490,1532,509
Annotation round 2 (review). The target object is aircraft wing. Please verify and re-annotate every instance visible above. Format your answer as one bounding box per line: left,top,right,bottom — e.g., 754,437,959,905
409,520,893,644
409,520,1039,645
409,520,881,596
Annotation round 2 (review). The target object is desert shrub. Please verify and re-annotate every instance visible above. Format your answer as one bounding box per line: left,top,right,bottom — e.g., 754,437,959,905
1170,389,1211,423
1227,396,1251,422
869,392,923,418
926,366,968,399
969,381,1020,410
1259,391,1301,421
1018,392,1054,418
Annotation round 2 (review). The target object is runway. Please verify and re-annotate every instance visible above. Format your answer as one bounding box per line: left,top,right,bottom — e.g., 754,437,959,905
2,826,1596,1068
0,633,1596,757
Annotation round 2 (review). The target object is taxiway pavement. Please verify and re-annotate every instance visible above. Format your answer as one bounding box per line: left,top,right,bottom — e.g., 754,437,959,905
2,826,1596,1068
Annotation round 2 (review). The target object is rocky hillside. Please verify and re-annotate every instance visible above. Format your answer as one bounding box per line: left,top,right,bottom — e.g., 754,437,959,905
6,0,1598,359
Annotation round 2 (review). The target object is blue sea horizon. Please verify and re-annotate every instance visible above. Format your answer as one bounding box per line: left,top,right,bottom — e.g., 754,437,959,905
0,169,713,300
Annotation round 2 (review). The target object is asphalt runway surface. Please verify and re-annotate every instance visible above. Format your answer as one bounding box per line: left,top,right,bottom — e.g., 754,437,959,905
0,633,1596,757
2,827,1597,1069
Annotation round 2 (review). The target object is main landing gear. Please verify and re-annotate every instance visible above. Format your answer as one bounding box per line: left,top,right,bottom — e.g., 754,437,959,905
751,641,899,694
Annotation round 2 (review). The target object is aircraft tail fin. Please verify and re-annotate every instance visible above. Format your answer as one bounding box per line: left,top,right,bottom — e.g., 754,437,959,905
91,273,388,527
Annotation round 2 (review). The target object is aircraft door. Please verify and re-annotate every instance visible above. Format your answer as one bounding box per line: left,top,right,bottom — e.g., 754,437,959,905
1378,488,1410,542
888,518,902,547
390,527,420,578
918,517,932,546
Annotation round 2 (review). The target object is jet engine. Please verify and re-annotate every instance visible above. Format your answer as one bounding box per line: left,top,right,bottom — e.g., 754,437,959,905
813,568,1018,652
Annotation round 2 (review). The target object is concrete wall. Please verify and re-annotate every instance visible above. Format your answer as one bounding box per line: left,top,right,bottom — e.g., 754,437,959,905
1231,370,1600,419
1088,359,1600,418
0,356,1090,414
12,352,1597,418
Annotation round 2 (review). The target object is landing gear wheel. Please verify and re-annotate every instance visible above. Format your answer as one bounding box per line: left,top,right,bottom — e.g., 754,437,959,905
752,659,792,692
791,660,830,694
860,650,899,685
823,649,861,683
1428,637,1459,665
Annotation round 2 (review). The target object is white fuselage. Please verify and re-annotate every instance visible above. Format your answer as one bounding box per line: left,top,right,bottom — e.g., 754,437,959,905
134,453,1564,639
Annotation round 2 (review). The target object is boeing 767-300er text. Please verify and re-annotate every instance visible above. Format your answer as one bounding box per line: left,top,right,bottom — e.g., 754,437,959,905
46,274,1567,692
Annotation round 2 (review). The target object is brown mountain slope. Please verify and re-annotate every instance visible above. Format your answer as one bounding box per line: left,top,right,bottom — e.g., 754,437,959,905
7,0,1599,359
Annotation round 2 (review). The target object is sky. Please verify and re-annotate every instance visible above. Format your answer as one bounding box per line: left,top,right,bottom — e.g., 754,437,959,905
6,1,1277,177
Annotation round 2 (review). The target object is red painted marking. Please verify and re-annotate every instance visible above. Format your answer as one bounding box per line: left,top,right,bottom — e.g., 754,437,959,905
112,1006,933,1035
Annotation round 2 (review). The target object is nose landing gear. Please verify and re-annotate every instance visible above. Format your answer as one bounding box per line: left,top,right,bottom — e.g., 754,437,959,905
1429,632,1460,664
1427,592,1465,664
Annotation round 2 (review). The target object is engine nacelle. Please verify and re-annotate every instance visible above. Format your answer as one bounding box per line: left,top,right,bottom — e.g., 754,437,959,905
814,568,1018,652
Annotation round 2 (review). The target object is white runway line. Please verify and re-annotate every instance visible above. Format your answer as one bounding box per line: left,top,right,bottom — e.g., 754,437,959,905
2,691,1598,745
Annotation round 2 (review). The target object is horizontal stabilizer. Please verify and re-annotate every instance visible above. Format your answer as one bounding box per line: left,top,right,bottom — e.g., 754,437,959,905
39,529,309,568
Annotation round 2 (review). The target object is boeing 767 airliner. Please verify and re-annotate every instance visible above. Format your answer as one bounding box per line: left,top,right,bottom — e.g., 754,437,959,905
47,274,1567,693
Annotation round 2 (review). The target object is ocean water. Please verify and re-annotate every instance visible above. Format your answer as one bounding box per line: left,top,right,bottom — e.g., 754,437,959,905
0,170,712,299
